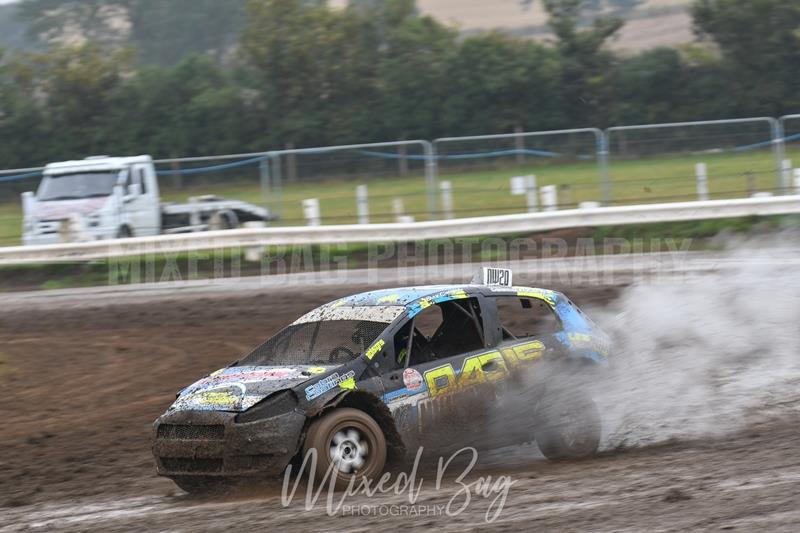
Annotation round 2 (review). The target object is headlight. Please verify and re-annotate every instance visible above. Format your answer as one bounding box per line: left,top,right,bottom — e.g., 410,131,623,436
236,390,298,423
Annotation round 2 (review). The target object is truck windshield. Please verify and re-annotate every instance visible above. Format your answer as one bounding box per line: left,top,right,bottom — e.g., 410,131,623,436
37,171,120,201
237,320,388,366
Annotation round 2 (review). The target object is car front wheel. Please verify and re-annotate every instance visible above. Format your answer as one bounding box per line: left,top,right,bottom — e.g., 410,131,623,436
302,407,387,489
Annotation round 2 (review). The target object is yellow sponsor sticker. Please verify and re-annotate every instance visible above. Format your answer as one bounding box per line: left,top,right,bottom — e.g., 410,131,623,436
365,339,385,360
338,377,357,390
517,288,556,306
197,391,238,406
567,332,591,344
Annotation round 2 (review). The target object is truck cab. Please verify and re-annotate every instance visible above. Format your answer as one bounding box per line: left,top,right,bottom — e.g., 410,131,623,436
22,155,161,245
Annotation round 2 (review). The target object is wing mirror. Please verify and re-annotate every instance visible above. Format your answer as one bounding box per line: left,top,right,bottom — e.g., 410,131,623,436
123,183,142,202
127,182,142,197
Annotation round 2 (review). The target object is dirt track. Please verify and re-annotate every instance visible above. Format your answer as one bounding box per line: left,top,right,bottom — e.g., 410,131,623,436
1,282,799,531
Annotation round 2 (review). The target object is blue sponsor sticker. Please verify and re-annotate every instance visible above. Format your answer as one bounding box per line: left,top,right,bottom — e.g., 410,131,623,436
305,370,356,401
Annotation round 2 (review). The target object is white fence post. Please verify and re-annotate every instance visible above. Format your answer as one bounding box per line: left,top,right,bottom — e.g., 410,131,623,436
392,198,404,222
510,175,538,213
695,162,709,201
525,175,538,213
540,185,558,212
302,198,320,226
782,159,792,191
392,198,414,223
794,168,800,194
440,180,454,219
510,176,524,195
243,221,266,262
356,184,369,224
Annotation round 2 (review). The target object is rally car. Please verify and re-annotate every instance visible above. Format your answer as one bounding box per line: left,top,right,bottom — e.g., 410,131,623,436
152,268,610,493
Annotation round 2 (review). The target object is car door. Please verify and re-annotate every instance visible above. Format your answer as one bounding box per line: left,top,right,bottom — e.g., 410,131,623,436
489,294,565,372
380,296,498,439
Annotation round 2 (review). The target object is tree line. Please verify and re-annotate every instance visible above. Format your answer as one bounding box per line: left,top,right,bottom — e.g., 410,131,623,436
1,0,799,170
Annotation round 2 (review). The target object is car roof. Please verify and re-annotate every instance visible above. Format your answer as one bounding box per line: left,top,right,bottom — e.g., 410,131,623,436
329,284,561,309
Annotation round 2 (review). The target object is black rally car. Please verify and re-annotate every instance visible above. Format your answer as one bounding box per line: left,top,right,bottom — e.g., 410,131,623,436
152,268,610,493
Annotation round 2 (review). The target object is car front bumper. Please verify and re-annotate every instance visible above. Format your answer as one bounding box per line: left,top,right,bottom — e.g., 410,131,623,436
152,408,306,478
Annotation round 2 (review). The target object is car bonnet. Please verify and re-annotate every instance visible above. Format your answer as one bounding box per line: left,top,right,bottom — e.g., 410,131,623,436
168,365,334,412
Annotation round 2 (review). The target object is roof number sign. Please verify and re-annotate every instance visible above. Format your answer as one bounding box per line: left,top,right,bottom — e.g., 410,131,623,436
475,267,513,287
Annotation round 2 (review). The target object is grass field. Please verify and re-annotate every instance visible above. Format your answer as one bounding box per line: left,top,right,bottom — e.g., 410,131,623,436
0,149,788,247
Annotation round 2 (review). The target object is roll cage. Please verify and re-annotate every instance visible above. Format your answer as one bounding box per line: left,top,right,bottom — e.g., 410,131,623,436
367,286,565,374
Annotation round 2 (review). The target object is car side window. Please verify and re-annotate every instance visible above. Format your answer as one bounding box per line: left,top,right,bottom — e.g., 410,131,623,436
413,304,443,339
393,297,485,368
495,297,559,340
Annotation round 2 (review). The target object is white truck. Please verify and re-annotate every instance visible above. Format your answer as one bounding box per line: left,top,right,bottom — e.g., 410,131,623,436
21,155,273,245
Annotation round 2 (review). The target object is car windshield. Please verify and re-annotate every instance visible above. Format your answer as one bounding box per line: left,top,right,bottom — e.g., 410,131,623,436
237,319,389,366
37,171,121,201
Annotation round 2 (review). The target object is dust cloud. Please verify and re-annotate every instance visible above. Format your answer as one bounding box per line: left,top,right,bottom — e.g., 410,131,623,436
590,238,800,449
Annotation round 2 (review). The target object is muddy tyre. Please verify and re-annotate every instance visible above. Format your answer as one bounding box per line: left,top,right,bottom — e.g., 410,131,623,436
303,408,387,489
171,476,232,495
534,390,601,460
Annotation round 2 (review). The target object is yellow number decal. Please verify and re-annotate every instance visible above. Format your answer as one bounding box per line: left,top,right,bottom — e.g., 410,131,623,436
424,364,457,396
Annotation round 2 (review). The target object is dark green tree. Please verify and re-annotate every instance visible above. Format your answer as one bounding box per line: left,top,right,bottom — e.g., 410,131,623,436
103,55,255,157
10,44,131,159
542,0,623,126
241,0,386,147
441,32,562,134
122,0,246,65
691,0,800,114
610,47,686,124
375,14,458,139
0,49,49,168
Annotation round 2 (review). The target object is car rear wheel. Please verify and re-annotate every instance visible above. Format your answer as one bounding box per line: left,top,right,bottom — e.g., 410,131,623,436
534,390,601,460
303,408,387,489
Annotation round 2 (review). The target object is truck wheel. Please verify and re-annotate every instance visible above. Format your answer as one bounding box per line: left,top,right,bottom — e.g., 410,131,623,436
171,475,232,496
116,225,133,239
303,408,387,489
534,390,601,461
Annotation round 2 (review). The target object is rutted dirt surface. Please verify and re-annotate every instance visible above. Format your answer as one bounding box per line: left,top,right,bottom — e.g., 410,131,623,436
1,282,799,531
